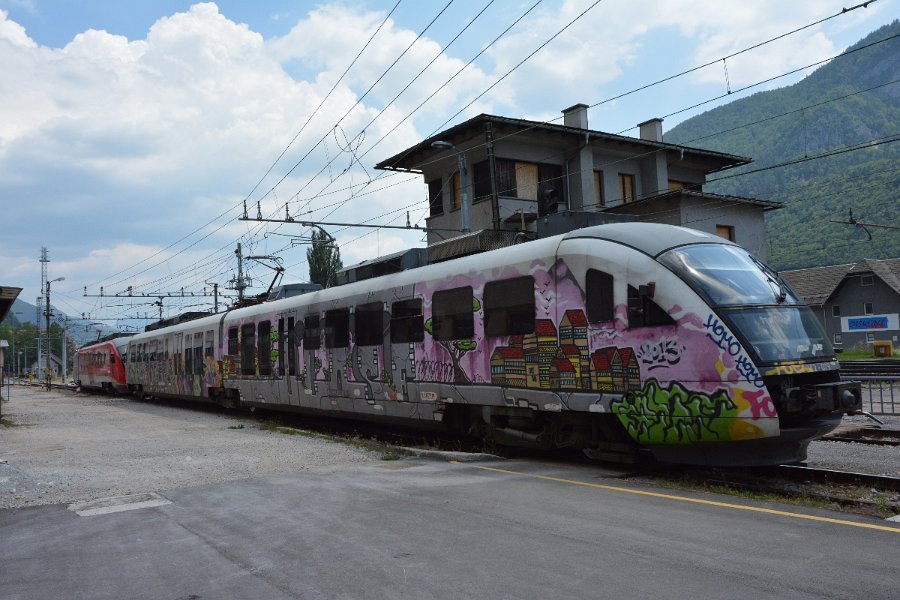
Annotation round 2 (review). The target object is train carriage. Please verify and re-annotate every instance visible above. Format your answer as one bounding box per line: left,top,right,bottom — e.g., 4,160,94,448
74,334,133,393
118,223,861,466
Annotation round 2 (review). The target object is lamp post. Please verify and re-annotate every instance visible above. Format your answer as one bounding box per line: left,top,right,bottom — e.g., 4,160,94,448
431,141,470,234
45,277,64,389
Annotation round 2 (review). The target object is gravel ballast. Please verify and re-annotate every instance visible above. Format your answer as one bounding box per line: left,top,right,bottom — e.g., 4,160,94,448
1,386,379,509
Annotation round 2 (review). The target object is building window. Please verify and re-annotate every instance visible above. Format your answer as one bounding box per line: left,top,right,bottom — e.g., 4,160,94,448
472,159,491,202
427,179,443,217
391,299,424,343
496,159,517,197
861,275,873,286
452,171,461,211
715,225,735,241
484,276,535,337
864,302,874,315
618,173,635,203
866,332,875,344
833,333,842,345
832,305,840,317
594,171,605,207
431,286,474,341
538,163,562,217
355,302,384,346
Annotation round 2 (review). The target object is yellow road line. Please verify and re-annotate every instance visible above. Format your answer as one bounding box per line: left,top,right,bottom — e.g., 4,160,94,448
451,462,900,534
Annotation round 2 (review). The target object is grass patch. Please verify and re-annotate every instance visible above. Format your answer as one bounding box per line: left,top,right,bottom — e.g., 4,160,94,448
1,417,24,428
838,348,899,360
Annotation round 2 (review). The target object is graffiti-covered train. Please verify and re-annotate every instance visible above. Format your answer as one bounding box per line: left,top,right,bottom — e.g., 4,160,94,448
78,223,862,466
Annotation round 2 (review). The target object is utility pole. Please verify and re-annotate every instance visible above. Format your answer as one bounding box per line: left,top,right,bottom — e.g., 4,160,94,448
39,247,48,377
228,243,251,304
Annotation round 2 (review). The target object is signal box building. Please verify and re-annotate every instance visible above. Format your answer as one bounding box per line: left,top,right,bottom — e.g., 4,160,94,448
780,258,900,351
375,104,783,260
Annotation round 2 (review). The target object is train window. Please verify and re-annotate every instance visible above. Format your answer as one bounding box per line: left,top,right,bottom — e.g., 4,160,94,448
277,319,285,377
258,321,272,376
204,330,214,358
432,287,474,341
627,285,674,328
484,276,535,337
227,327,239,355
184,336,191,372
355,303,384,346
240,324,255,376
287,317,296,376
325,309,350,348
586,269,615,323
391,299,424,343
303,315,321,349
194,333,204,375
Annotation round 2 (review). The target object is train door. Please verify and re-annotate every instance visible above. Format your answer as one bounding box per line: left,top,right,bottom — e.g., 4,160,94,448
352,301,388,400
388,295,424,402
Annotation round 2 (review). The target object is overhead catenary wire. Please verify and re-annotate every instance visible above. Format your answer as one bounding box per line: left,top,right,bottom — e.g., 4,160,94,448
79,2,889,324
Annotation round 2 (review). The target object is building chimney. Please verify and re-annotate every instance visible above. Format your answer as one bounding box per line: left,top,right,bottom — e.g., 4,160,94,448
638,118,664,142
562,103,589,129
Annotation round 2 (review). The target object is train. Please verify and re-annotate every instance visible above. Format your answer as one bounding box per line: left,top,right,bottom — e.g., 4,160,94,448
74,222,862,466
73,333,132,394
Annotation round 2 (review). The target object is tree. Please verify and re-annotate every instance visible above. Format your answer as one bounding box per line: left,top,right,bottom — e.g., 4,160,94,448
306,229,342,288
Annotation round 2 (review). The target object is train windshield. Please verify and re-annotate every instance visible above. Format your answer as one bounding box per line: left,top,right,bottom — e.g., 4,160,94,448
658,243,801,307
659,243,831,363
721,306,832,362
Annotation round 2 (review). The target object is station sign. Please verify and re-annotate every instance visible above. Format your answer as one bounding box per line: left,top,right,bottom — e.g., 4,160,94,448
841,313,899,332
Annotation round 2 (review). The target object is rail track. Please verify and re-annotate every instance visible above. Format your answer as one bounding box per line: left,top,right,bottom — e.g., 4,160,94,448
821,427,900,447
839,359,900,378
775,464,900,492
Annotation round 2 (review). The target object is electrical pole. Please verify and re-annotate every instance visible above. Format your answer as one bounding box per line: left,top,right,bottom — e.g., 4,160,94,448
228,243,251,304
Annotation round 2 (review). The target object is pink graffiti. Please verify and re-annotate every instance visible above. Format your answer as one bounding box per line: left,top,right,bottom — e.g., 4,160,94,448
745,390,777,418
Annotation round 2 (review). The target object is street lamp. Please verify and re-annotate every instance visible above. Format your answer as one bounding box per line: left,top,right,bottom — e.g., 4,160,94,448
44,277,64,389
431,140,470,234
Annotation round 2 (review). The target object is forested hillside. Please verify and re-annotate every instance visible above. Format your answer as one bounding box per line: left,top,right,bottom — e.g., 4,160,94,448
666,21,900,270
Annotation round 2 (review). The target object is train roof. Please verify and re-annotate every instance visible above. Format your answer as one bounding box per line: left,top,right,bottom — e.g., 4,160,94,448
562,222,736,258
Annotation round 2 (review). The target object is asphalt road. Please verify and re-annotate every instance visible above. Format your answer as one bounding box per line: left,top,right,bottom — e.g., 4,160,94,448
2,458,898,600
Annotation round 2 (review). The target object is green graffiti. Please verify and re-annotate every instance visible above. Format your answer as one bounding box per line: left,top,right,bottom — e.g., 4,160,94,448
611,378,738,445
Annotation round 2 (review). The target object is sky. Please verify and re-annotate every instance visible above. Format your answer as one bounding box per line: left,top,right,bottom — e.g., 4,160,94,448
0,0,895,330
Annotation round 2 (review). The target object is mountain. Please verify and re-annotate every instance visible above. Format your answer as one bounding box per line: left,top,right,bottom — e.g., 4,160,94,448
666,20,900,271
1,297,115,346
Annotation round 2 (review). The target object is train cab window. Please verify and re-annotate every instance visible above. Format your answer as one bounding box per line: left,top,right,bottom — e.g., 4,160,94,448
325,309,350,348
432,286,474,341
391,299,424,343
355,303,384,346
484,276,535,337
627,285,674,328
258,321,272,376
240,323,256,376
586,269,615,323
303,315,321,349
287,317,297,376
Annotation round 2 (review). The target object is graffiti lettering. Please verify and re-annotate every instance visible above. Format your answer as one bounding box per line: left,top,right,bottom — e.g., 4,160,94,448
704,314,742,357
417,360,455,383
611,378,738,444
735,354,766,388
705,314,765,388
636,337,685,370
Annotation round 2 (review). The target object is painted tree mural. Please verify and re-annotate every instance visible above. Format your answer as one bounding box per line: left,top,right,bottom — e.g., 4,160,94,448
424,297,481,384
